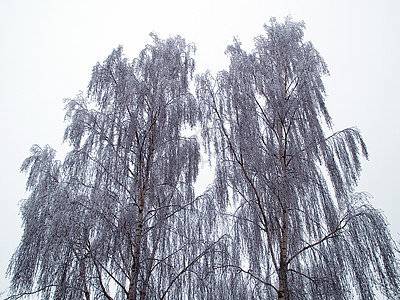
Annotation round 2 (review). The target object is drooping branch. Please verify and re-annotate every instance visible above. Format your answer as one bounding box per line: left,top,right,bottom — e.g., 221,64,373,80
5,285,58,300
287,213,350,266
212,264,279,294
160,236,226,300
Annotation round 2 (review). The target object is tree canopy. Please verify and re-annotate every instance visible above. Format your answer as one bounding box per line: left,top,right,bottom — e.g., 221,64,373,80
8,18,400,300
8,34,217,300
196,17,399,299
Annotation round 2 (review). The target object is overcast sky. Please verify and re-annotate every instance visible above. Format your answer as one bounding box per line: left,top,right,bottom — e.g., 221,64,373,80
1,0,399,295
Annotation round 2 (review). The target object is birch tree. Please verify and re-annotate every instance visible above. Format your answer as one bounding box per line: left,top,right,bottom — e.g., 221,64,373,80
8,20,400,300
8,35,217,300
197,17,400,299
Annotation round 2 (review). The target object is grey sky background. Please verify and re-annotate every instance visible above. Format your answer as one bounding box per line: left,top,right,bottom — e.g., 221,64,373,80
1,0,399,295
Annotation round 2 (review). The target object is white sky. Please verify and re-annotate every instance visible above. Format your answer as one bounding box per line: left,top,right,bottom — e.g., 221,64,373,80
1,0,399,295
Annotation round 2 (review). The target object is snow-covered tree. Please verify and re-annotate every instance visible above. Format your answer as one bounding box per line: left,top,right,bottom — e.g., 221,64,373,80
7,144,87,299
8,19,400,300
196,17,400,299
8,35,218,300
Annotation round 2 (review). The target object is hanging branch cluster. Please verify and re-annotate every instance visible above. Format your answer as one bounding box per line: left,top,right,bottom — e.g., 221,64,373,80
8,18,400,300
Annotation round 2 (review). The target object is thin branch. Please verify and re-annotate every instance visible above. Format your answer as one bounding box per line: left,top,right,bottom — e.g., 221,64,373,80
213,264,279,294
95,257,129,297
287,268,316,283
5,285,58,300
287,214,350,265
92,258,114,300
160,236,225,299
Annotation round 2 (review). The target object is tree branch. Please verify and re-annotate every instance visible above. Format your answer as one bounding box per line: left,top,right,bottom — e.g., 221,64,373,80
213,264,279,294
160,236,225,299
5,285,58,300
287,214,350,265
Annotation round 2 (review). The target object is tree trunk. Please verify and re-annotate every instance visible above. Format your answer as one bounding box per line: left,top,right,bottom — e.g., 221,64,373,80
128,134,154,300
140,226,162,300
128,186,146,300
278,168,289,299
278,206,288,300
128,114,156,300
79,258,90,300
278,110,289,300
